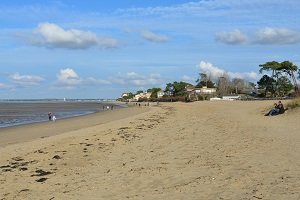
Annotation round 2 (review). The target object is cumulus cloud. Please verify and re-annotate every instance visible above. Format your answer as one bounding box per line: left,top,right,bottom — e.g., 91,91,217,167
55,68,112,89
255,27,300,44
56,68,81,88
215,29,248,45
26,23,119,49
111,72,161,86
198,61,258,81
8,73,44,86
141,30,169,42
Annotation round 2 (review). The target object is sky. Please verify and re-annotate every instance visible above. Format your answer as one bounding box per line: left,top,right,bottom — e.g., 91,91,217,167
0,0,300,99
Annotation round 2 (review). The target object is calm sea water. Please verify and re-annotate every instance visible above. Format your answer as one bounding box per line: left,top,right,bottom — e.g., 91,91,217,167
0,100,121,128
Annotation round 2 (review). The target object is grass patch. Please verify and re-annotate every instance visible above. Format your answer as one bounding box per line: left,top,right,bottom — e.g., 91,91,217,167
286,98,300,109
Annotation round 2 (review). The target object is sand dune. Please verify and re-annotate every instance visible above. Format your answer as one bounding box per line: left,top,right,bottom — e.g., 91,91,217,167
0,101,299,199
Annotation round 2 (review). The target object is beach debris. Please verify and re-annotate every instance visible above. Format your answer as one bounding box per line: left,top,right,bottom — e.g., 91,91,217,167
19,167,28,171
31,169,52,177
35,177,48,183
119,127,130,130
19,189,30,193
52,155,62,160
1,159,38,173
34,149,47,154
2,168,12,172
0,165,11,169
12,157,24,162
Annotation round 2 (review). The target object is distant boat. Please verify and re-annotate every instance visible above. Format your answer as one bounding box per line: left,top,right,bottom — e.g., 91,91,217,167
64,98,66,102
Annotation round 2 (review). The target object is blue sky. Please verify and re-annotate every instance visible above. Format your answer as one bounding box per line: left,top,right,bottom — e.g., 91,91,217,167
0,0,300,99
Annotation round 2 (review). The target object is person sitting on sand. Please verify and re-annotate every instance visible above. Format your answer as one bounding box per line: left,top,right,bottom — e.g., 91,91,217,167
277,101,286,114
265,103,280,116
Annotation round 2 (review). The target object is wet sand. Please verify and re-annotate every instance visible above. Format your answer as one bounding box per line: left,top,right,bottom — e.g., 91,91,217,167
0,100,299,199
0,106,149,147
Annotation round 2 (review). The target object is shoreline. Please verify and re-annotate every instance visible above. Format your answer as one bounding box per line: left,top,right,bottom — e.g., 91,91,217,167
0,101,125,129
0,105,149,147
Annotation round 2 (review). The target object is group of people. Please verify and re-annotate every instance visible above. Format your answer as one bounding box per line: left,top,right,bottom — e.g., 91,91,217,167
102,105,113,110
48,112,56,122
265,101,286,116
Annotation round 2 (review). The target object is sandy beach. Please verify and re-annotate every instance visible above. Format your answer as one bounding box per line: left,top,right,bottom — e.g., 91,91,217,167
0,100,299,199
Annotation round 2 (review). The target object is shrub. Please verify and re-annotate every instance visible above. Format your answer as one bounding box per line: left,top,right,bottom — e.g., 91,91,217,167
286,98,300,109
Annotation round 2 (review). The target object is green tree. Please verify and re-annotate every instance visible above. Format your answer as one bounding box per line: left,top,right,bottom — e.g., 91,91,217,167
278,61,299,92
257,75,276,96
164,81,192,97
147,88,161,98
277,76,293,96
259,61,281,96
164,83,174,96
259,61,299,95
136,90,144,95
196,73,215,88
123,92,134,100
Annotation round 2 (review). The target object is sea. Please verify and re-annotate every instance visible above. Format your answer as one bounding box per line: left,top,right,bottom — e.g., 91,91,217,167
0,99,122,128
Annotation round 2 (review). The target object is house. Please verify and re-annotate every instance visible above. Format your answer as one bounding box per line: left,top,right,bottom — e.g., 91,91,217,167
195,86,217,94
121,93,130,98
133,92,152,101
157,90,165,98
186,86,217,101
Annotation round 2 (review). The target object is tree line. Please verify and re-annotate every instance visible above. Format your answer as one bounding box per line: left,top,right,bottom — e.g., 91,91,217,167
122,60,300,101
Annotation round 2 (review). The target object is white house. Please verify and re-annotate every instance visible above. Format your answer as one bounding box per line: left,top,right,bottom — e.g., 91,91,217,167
195,86,217,94
157,90,165,98
121,93,130,98
133,92,152,101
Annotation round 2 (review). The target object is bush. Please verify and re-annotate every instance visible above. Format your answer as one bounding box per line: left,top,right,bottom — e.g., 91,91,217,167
197,95,204,101
286,98,300,109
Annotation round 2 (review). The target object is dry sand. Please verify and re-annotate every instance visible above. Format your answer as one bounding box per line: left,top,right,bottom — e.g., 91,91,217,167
0,101,299,199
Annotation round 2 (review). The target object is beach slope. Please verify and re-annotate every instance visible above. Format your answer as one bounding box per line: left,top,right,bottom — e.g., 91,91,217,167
0,101,299,199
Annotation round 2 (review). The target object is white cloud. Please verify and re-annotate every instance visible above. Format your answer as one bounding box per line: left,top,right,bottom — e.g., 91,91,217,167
111,72,161,86
55,68,112,89
0,83,10,89
198,61,258,81
8,73,44,86
181,75,195,83
27,22,119,49
56,68,81,88
198,61,225,81
141,30,169,42
255,27,300,44
215,29,248,45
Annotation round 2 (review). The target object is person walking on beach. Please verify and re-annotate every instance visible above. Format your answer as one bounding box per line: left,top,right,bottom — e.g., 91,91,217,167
52,115,56,122
48,112,52,121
